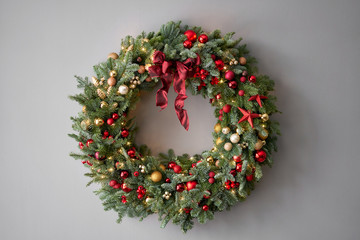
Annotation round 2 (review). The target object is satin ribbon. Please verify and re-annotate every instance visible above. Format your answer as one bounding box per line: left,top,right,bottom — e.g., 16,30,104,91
148,51,201,130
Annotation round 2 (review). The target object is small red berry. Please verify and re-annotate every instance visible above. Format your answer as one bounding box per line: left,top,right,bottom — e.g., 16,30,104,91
208,171,215,178
208,177,215,184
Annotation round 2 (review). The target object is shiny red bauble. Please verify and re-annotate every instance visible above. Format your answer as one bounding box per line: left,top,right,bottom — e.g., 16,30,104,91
176,183,185,192
186,181,197,191
183,40,193,49
208,171,215,178
79,142,84,149
225,70,235,80
127,149,136,158
121,129,129,138
107,118,114,125
215,93,222,100
198,34,208,43
208,177,215,184
230,169,237,176
233,155,242,162
165,178,171,183
236,163,242,172
103,130,109,137
173,165,182,173
167,161,176,169
133,171,139,177
184,30,197,42
249,75,256,83
202,205,209,211
238,90,245,96
240,76,247,83
112,113,119,120
94,151,100,160
223,104,231,113
228,80,238,89
255,150,267,162
86,139,94,147
113,183,121,189
120,171,129,179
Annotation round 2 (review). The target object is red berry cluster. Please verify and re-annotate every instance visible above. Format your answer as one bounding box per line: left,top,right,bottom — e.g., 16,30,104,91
183,30,209,49
136,185,146,199
121,195,127,203
225,180,240,190
102,130,114,140
210,76,219,85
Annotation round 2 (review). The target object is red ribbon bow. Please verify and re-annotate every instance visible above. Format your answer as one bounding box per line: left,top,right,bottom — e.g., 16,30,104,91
148,51,201,131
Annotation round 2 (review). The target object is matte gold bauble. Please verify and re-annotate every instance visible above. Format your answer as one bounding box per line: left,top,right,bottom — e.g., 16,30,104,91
151,171,162,182
261,113,269,122
254,139,265,150
258,129,269,140
239,57,247,65
82,106,86,113
214,123,222,133
159,164,166,171
107,52,119,59
94,118,104,126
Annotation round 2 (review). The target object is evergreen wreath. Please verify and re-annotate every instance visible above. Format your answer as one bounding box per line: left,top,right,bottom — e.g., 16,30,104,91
69,21,280,232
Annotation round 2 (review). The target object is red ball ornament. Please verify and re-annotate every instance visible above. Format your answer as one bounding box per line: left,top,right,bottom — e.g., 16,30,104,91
137,194,144,200
79,142,84,149
121,196,127,203
208,177,215,184
203,191,211,199
184,30,197,42
133,171,139,177
255,150,267,162
246,175,254,181
240,76,247,83
215,59,224,70
219,109,223,115
215,93,222,100
238,90,245,96
176,183,185,192
112,113,119,120
86,139,94,147
113,183,121,189
167,161,176,169
165,178,171,183
218,115,223,121
228,80,238,89
95,151,100,160
223,104,231,113
208,171,215,178
225,70,235,80
127,149,136,158
120,171,129,179
173,165,182,173
103,130,109,137
198,34,208,43
107,118,114,125
183,40,193,49
121,183,132,193
233,155,242,162
186,181,197,191
211,54,216,60
236,163,242,172
109,180,117,187
230,169,237,176
202,205,209,211
249,75,256,83
121,129,129,138
184,208,192,214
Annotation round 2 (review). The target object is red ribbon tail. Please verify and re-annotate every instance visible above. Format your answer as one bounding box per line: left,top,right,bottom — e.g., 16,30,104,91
156,72,172,111
175,94,189,131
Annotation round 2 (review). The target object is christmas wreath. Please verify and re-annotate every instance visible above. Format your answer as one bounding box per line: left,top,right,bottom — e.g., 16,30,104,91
69,21,280,232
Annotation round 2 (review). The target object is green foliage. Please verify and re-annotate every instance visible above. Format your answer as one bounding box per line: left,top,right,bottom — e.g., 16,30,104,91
69,21,280,233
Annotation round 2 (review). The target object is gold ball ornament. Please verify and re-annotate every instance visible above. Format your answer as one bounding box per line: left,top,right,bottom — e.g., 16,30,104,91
129,84,136,89
150,171,162,182
80,119,91,130
159,164,166,171
222,127,230,134
118,85,129,95
107,52,119,59
216,137,223,145
82,106,86,113
109,70,117,77
261,113,269,122
239,57,247,65
214,123,222,133
94,118,104,126
224,142,233,151
258,129,269,140
107,77,116,86
206,156,214,164
138,65,146,74
254,139,265,150
230,133,240,143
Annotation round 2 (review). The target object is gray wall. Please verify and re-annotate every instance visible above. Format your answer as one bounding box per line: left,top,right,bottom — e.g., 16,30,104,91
1,0,359,239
